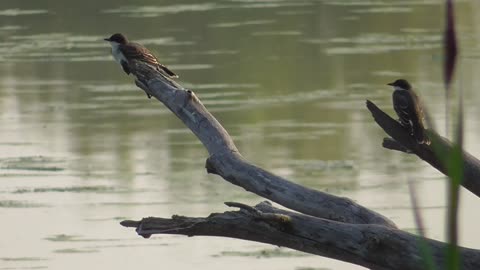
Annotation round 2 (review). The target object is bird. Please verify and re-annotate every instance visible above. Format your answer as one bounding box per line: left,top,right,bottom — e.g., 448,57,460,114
104,33,178,81
388,79,430,145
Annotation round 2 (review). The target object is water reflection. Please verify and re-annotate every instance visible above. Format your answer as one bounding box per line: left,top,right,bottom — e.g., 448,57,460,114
1,0,480,270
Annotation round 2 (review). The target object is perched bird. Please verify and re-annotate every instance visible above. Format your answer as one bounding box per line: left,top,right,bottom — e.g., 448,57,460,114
388,79,430,145
104,33,178,78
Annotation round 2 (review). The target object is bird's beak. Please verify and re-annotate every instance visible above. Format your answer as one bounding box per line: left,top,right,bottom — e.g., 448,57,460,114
387,82,394,86
104,38,111,42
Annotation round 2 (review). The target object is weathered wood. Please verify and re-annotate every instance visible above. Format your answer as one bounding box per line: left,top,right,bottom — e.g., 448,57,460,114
129,62,396,227
121,201,480,270
119,62,480,269
366,100,480,198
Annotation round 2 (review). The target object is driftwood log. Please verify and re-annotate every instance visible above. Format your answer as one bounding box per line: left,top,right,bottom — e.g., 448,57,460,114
120,61,480,270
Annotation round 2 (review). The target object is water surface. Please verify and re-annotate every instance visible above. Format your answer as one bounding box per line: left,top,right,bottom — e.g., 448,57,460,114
1,1,480,269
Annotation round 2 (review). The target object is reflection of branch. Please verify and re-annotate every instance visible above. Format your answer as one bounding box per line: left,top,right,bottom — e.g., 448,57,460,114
127,61,395,227
121,201,480,270
366,100,480,198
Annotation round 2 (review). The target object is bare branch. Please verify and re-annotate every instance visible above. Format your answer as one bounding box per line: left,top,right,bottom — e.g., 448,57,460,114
117,62,480,270
383,138,412,153
121,201,480,270
366,100,480,198
128,61,396,227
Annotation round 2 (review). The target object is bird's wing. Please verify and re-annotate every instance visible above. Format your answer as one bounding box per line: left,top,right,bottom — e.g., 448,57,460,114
407,89,429,143
393,90,417,125
393,89,429,143
119,43,159,66
410,90,426,121
119,43,178,78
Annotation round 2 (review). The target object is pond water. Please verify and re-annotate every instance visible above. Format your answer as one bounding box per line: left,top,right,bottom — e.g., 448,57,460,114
1,0,480,269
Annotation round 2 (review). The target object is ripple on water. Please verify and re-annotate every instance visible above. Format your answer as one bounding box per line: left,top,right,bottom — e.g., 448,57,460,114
92,201,171,207
213,247,311,258
276,10,315,16
45,234,81,242
45,234,122,242
192,49,239,55
0,200,48,208
0,9,48,16
54,248,98,254
324,0,443,7
197,91,245,99
0,79,70,87
135,37,194,46
371,70,406,77
319,33,441,55
232,89,338,108
9,33,106,48
103,3,222,17
13,185,118,194
232,0,313,9
352,7,412,13
246,120,343,129
322,0,384,6
0,156,65,172
284,159,355,171
45,235,168,252
0,25,25,33
0,257,48,270
84,216,128,222
0,257,47,262
233,120,342,142
0,33,118,62
208,20,275,28
234,129,336,142
82,83,137,93
251,31,303,36
104,1,313,18
181,82,259,90
170,64,214,70
206,88,335,112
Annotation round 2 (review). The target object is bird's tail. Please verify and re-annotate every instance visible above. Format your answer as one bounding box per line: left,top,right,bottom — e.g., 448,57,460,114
157,64,178,78
413,122,430,145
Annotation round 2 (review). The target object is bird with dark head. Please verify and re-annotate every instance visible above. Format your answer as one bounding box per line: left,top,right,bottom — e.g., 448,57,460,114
104,33,178,79
388,79,430,145
104,33,128,44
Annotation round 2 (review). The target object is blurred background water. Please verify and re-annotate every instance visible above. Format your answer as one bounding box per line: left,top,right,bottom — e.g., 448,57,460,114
1,0,480,269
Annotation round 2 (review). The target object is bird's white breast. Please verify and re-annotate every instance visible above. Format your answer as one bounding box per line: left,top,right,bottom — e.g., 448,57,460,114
110,42,127,64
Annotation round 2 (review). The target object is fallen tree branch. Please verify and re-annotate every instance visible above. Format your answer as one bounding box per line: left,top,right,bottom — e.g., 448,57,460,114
366,100,480,198
128,61,395,227
121,201,480,270
119,63,480,269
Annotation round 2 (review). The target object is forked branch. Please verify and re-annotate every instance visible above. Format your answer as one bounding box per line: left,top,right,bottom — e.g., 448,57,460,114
366,100,480,197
